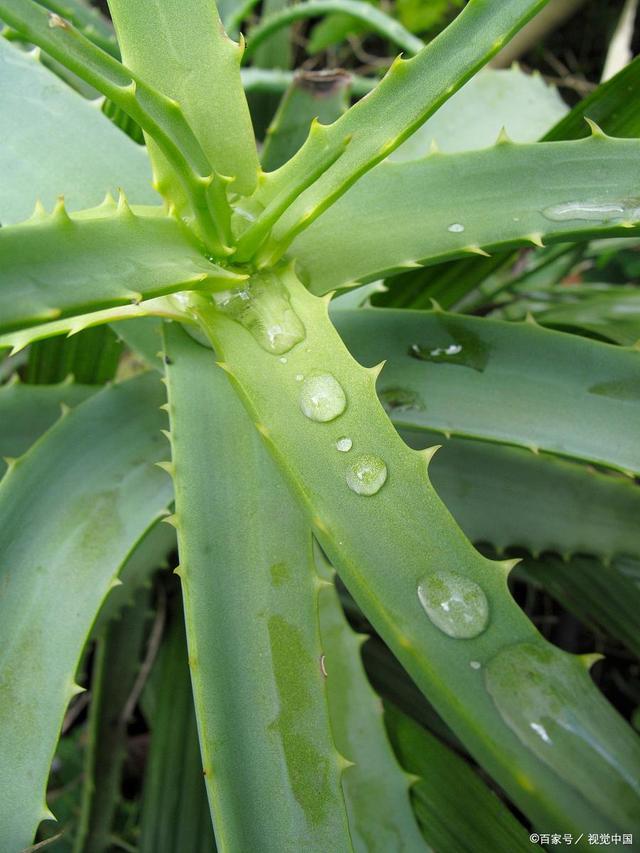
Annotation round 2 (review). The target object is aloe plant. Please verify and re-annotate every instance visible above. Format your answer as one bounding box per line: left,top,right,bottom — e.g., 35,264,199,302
1,1,639,850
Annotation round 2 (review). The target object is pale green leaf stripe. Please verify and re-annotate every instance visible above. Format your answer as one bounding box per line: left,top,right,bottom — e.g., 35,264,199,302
243,0,424,61
314,544,428,852
139,615,216,853
162,324,353,852
107,0,259,195
0,36,156,227
0,378,95,477
405,429,640,563
0,202,244,335
333,308,640,475
385,705,531,853
197,267,640,836
0,374,173,852
291,134,640,292
248,0,549,260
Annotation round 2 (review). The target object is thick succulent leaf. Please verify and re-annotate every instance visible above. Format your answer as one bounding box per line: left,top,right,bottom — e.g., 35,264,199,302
27,325,123,385
385,705,531,852
333,308,640,475
0,0,230,251
240,67,375,98
261,71,350,172
0,201,244,335
0,374,173,851
111,317,166,371
74,589,149,852
0,378,95,477
290,134,640,292
243,0,424,61
162,325,353,851
402,429,640,563
34,0,117,55
0,36,155,226
519,554,640,659
107,0,258,196
243,0,550,264
195,266,640,837
314,544,427,852
390,66,567,160
139,613,216,853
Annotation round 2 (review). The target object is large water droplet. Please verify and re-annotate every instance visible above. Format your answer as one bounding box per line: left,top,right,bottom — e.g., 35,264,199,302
336,437,352,452
214,272,305,355
542,199,640,223
417,572,489,639
299,373,346,422
346,454,387,495
484,642,640,826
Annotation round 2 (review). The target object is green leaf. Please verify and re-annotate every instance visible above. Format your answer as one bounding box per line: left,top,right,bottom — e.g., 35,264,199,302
333,308,640,475
0,0,231,252
0,36,155,226
162,324,353,851
33,0,117,55
106,0,259,196
243,0,549,264
290,133,640,293
0,199,244,335
390,66,567,160
314,544,428,852
240,67,376,98
385,705,531,853
27,326,124,385
0,378,95,478
139,612,216,853
262,71,350,172
0,373,173,850
243,0,424,62
194,265,640,837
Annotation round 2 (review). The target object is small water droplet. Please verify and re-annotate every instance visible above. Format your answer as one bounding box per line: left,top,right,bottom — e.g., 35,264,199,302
214,272,305,355
279,356,287,364
448,223,465,233
417,572,489,639
335,437,352,452
470,660,481,670
299,373,346,422
408,321,490,372
542,199,640,223
346,454,387,496
295,373,304,382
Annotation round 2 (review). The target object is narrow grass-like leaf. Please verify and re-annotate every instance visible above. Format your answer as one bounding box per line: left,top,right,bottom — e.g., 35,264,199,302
34,0,117,55
245,0,549,265
0,201,244,335
243,0,424,61
107,0,259,196
290,134,640,292
195,266,640,836
139,612,216,853
162,324,353,851
385,705,531,852
27,326,123,385
0,374,173,851
333,308,640,474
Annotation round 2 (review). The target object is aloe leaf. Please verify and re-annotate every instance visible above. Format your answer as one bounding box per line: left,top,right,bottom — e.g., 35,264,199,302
0,0,230,252
106,0,258,196
241,67,376,98
73,589,150,853
0,199,244,335
262,71,350,172
246,0,293,142
111,318,166,372
384,705,531,852
290,133,640,292
0,374,173,851
0,37,155,225
244,0,549,264
314,544,427,852
194,265,640,836
162,324,353,851
33,0,117,55
139,612,216,853
27,326,124,385
0,378,95,477
333,307,640,475
243,0,424,61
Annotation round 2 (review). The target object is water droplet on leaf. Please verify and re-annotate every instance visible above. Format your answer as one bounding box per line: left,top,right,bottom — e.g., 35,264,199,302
335,437,352,452
542,199,640,223
299,373,346,422
346,454,387,495
417,572,489,639
448,223,465,233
